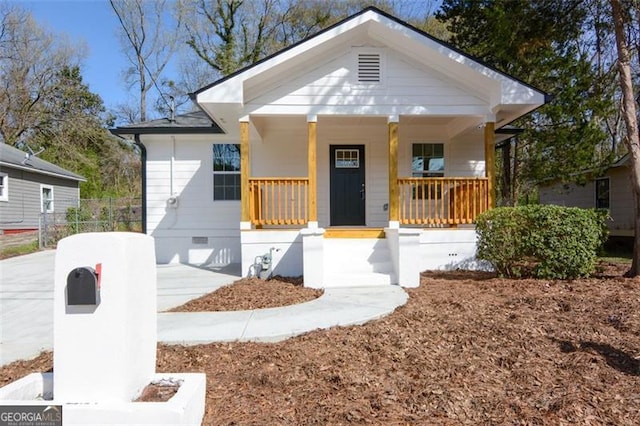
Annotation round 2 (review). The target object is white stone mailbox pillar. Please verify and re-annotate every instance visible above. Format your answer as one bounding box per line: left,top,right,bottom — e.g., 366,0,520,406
53,232,157,403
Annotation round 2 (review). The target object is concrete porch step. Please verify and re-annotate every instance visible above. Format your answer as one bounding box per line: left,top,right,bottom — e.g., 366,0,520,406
325,259,394,275
322,236,395,286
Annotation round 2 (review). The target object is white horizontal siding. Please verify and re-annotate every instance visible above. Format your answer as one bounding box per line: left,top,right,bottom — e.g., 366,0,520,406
142,134,241,265
246,48,488,117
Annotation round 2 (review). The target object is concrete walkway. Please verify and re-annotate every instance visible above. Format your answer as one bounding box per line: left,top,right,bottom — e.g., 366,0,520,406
158,286,408,344
1,250,407,366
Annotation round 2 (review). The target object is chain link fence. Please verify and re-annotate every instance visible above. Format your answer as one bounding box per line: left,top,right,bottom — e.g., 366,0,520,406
39,198,142,248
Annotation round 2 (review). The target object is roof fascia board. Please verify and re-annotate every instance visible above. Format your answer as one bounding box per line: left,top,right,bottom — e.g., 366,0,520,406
191,8,376,98
0,161,86,182
110,127,223,136
195,6,547,115
368,7,547,99
367,17,544,108
196,11,377,105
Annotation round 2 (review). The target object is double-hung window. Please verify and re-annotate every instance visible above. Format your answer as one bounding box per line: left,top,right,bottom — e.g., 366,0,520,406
0,173,7,201
41,185,54,213
412,143,445,177
412,143,445,199
213,144,241,201
595,177,610,210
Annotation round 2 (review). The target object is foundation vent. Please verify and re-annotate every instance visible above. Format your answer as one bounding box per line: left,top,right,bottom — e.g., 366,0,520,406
192,236,208,245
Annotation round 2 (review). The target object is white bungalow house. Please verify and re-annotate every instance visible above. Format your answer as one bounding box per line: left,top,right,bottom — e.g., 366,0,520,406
112,7,547,288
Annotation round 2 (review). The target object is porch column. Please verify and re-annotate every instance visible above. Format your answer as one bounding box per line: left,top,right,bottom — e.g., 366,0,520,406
484,120,496,208
307,115,318,228
388,115,399,228
240,118,251,228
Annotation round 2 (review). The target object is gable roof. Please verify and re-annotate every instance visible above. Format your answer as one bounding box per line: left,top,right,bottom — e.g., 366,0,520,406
110,110,224,136
611,153,629,168
193,6,548,130
0,143,85,182
192,7,548,101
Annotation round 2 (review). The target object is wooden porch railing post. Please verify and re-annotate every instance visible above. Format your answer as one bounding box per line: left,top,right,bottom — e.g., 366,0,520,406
308,115,317,226
240,119,250,224
388,116,399,225
484,121,496,209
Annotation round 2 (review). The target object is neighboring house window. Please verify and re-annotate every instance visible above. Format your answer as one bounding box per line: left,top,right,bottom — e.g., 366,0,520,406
0,173,8,201
595,177,610,209
41,185,54,213
213,144,241,200
412,143,445,199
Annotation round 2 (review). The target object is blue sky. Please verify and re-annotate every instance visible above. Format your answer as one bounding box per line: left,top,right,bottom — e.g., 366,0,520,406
15,0,177,113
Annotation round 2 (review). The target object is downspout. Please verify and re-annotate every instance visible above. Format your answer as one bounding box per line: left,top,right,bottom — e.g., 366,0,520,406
170,135,176,197
134,134,147,234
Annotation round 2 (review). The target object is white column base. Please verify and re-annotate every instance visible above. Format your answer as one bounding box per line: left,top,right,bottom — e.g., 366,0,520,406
385,227,421,288
301,227,325,288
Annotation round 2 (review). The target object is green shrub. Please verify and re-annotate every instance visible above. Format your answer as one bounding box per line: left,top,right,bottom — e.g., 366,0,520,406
475,205,607,279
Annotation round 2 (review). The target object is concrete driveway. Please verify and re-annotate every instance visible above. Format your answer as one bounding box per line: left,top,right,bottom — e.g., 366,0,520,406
0,250,240,366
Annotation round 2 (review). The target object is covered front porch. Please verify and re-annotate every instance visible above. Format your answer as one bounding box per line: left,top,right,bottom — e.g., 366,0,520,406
237,114,496,287
239,115,496,230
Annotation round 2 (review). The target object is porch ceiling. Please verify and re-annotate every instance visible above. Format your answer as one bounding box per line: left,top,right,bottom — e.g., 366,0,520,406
249,114,485,141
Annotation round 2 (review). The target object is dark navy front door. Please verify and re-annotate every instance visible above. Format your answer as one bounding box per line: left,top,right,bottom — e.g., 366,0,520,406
330,145,365,226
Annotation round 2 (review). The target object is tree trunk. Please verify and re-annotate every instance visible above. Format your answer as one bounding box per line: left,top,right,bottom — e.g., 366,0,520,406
611,0,640,276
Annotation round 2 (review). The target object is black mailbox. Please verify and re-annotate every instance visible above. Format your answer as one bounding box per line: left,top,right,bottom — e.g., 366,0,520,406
66,266,100,306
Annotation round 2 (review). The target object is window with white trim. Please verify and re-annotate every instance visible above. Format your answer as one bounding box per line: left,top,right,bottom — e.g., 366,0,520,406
41,185,54,213
595,177,609,210
412,143,445,199
0,173,8,201
412,143,445,177
213,144,241,201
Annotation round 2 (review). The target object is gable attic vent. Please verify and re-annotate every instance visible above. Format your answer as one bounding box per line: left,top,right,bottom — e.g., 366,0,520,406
357,53,381,83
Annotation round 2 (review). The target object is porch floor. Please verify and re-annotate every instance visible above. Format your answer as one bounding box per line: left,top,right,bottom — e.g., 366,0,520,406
324,228,386,238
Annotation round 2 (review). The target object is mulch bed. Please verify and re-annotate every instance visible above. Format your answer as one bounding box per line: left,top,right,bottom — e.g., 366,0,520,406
168,276,323,312
3,262,640,424
134,381,181,402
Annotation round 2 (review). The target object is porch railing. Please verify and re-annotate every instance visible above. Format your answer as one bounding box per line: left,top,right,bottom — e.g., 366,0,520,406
249,178,309,226
398,177,489,225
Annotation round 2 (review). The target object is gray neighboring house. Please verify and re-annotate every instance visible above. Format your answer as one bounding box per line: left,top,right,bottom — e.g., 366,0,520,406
0,143,85,234
539,154,633,237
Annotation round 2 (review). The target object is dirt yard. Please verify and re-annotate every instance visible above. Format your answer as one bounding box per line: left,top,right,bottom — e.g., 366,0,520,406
3,263,640,424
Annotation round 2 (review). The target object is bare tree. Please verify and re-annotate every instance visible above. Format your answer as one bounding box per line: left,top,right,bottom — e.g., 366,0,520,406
109,0,183,122
0,4,83,146
611,0,640,276
179,0,433,82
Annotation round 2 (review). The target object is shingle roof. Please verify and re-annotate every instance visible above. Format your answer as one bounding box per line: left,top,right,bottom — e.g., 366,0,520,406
0,143,85,182
110,110,224,136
